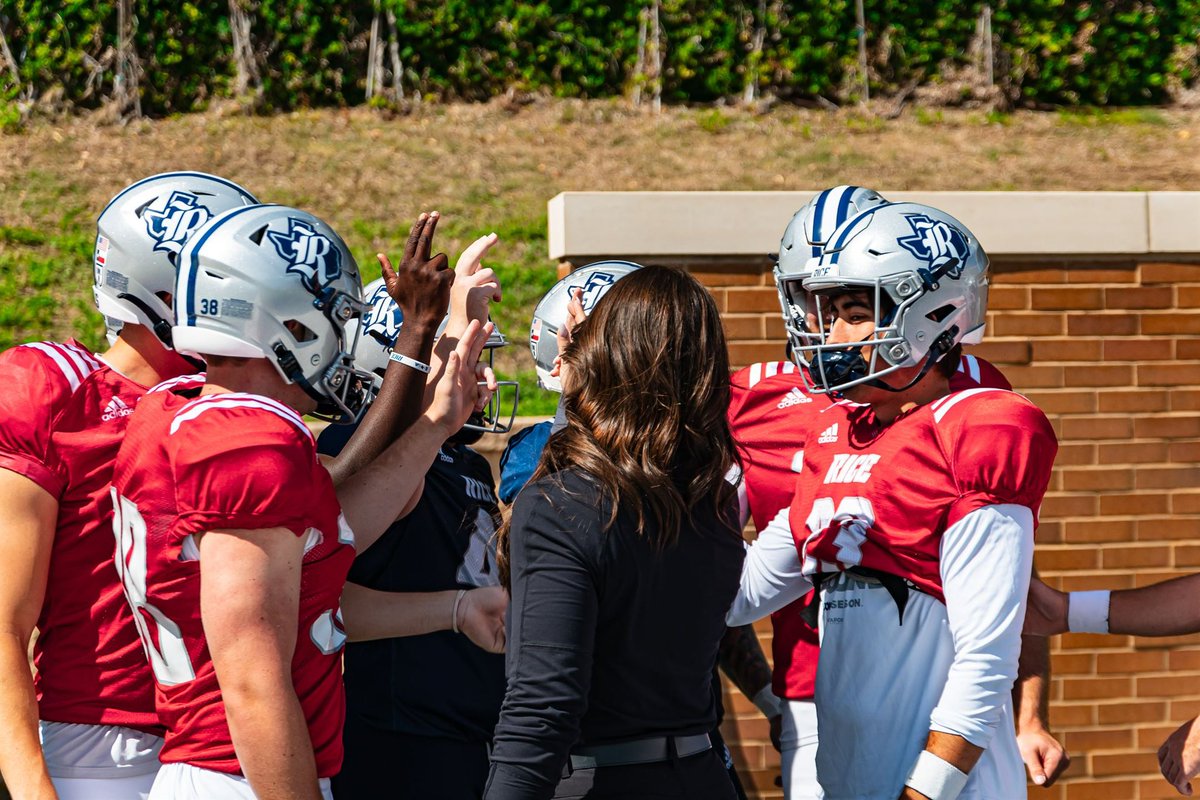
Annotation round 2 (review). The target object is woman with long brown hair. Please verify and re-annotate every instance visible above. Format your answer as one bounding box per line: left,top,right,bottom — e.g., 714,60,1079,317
483,265,746,800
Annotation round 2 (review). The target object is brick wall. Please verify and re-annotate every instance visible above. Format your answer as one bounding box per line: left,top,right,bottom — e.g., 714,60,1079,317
558,255,1199,800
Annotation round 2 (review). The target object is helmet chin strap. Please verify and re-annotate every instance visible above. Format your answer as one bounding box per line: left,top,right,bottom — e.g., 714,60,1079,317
813,328,957,396
115,292,206,371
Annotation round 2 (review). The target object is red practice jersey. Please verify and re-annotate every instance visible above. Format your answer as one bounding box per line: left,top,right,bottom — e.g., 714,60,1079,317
0,340,165,731
793,388,1056,601
110,386,354,777
727,355,1013,699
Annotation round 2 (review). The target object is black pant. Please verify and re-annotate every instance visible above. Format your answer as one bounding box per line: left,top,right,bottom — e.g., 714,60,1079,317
710,727,750,800
551,748,737,800
332,719,491,800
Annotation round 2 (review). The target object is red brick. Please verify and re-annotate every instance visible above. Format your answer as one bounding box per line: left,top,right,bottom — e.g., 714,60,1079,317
1141,262,1200,283
1175,544,1200,566
1104,285,1174,309
1036,520,1064,543
1170,441,1200,462
991,313,1065,337
1101,545,1170,569
763,314,786,339
1067,266,1138,284
1137,363,1200,386
1133,415,1200,439
1139,674,1200,697
1103,339,1176,361
998,267,1071,284
688,266,769,287
1062,728,1134,750
1058,574,1136,591
1063,518,1135,544
726,288,784,313
1090,752,1161,778
1063,364,1134,387
1179,338,1200,359
1042,493,1099,518
1024,391,1097,415
1140,777,1188,799
1179,285,1200,307
1095,650,1168,673
708,287,728,312
1142,313,1200,335
1170,492,1200,514
1137,515,1200,540
1003,364,1067,389
1137,725,1183,750
1063,467,1134,491
1171,699,1200,719
1060,416,1133,440
1032,287,1103,310
1168,649,1200,670
1037,547,1101,571
722,314,765,340
1051,652,1095,674
1101,492,1169,516
1065,780,1136,799
988,285,1029,310
1136,465,1200,490
728,342,787,367
1067,313,1139,336
1098,390,1170,413
1170,390,1200,411
1034,338,1103,362
1063,676,1134,702
1097,441,1169,464
1058,632,1134,650
1097,701,1168,725
1051,703,1098,726
968,339,1032,364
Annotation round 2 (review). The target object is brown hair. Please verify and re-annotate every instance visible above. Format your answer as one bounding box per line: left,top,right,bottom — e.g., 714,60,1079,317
496,265,741,585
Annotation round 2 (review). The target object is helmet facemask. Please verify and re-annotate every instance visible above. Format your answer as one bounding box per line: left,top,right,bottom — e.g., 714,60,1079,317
463,328,520,435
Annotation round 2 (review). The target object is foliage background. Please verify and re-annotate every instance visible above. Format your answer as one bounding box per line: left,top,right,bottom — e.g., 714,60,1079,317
1,1,1198,119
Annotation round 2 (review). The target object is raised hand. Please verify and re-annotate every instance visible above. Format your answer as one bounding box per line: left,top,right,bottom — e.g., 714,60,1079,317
458,586,508,654
1024,577,1069,637
446,232,502,339
549,287,586,383
378,212,453,329
1160,716,1200,795
425,319,493,437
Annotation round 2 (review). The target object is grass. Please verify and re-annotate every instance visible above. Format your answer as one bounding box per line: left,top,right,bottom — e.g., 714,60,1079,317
0,100,1197,410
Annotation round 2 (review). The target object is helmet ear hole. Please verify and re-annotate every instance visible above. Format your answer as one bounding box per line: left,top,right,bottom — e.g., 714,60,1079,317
926,304,956,324
284,319,318,343
249,225,269,245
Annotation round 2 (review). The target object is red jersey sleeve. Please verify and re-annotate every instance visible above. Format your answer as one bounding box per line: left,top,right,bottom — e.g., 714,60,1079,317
0,344,76,497
169,402,322,540
934,388,1057,530
951,354,1012,392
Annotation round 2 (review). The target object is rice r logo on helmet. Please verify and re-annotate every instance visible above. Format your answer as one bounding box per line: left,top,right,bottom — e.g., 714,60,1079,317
267,217,343,293
361,281,402,346
142,191,214,261
897,214,968,279
576,271,618,311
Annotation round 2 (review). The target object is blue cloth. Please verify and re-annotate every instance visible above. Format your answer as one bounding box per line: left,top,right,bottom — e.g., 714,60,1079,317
498,420,553,504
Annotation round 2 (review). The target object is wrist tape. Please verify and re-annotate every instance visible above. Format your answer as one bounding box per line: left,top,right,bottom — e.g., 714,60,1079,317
905,750,969,800
1067,589,1111,634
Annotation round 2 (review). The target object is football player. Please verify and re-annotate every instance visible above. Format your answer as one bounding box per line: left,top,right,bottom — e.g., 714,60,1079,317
320,278,512,799
108,205,489,800
729,186,1067,797
0,172,256,800
728,201,1057,799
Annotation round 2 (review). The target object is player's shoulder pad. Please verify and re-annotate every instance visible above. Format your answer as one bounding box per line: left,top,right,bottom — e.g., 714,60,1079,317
731,361,803,392
952,354,1012,392
168,392,314,449
3,340,104,400
930,388,1057,487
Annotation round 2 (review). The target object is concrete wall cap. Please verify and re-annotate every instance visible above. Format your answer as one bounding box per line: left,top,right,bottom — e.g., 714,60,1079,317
548,191,1200,259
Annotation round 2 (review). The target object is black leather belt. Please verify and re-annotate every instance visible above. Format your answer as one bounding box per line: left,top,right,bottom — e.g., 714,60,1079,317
569,733,712,769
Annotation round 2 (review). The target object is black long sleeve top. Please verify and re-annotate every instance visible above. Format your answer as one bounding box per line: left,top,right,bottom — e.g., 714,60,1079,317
483,468,745,800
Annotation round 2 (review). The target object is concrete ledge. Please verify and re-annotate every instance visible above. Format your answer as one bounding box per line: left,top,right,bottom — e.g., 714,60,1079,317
549,191,1200,259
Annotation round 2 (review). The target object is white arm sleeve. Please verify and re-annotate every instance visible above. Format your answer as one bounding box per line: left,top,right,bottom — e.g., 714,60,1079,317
928,503,1034,748
726,506,812,626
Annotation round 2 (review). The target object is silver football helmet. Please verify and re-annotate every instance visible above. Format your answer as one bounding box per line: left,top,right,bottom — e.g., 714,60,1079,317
104,316,123,347
347,278,520,434
173,204,373,423
93,172,258,349
774,185,888,327
529,260,642,392
785,201,989,394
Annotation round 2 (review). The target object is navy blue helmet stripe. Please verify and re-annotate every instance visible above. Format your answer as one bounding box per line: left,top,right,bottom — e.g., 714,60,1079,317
829,202,894,265
182,204,269,326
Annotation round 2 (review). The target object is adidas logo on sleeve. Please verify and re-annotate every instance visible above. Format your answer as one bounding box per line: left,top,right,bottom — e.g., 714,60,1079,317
777,387,813,409
817,423,839,444
102,396,135,422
